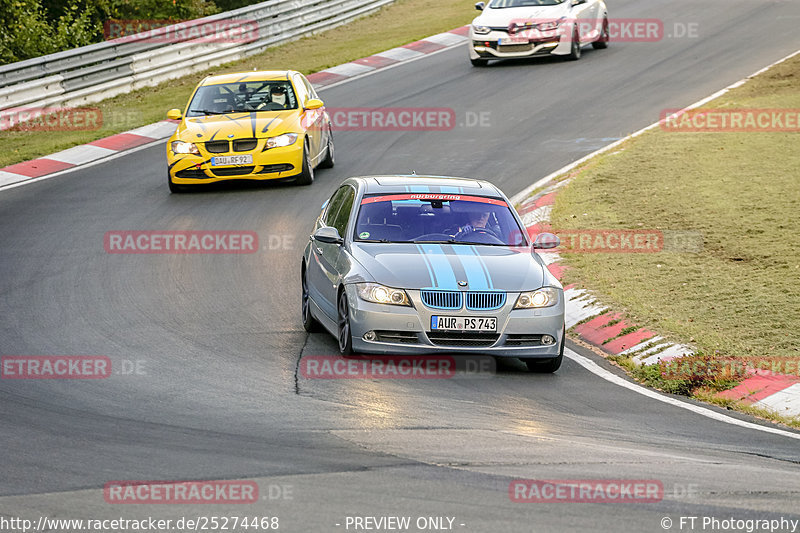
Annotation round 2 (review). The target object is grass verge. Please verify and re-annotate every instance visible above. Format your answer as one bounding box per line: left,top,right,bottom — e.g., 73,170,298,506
548,53,800,424
0,0,473,168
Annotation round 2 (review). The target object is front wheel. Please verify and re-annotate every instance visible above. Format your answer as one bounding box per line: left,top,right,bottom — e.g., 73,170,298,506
301,266,321,332
337,290,354,356
471,58,489,67
567,29,581,60
319,128,335,169
593,17,609,49
523,327,565,373
295,141,314,186
168,170,187,193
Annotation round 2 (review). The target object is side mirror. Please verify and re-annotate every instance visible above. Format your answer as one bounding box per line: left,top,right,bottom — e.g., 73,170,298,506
166,108,182,120
532,232,560,250
313,226,343,245
475,2,485,11
305,98,324,110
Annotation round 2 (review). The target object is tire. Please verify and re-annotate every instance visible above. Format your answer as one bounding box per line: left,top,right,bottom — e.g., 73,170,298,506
523,327,565,373
301,265,321,333
168,170,187,193
592,17,609,49
567,28,581,60
337,290,354,356
295,141,314,186
471,58,489,67
319,128,335,169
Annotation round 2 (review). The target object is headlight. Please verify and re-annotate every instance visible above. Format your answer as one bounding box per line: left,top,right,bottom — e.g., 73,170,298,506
264,133,298,150
537,18,563,31
515,287,559,309
472,24,491,35
171,140,200,155
357,283,411,306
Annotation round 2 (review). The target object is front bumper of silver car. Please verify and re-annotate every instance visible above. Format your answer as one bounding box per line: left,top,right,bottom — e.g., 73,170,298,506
345,285,565,357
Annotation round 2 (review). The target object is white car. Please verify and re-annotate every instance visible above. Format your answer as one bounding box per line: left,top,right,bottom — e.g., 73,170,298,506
469,0,609,66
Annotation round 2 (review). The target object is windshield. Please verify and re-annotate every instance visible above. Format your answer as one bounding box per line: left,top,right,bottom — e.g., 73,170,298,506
489,0,565,7
186,80,298,117
354,193,528,246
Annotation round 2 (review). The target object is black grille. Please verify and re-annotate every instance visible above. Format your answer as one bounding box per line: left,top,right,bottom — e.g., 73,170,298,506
421,290,462,310
427,332,499,348
257,164,294,174
205,141,229,153
374,331,418,344
233,139,258,152
505,334,545,347
466,292,506,310
210,166,255,176
498,43,533,53
175,168,206,179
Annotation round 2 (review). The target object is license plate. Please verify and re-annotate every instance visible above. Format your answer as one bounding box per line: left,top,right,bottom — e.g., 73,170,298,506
430,316,497,332
211,155,253,166
499,37,528,45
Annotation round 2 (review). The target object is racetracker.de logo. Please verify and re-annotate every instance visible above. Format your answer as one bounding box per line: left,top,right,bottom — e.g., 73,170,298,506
104,231,258,254
103,19,258,43
509,479,664,503
301,356,456,379
553,229,663,253
1,356,111,379
508,18,664,42
104,481,258,504
0,107,102,132
660,108,800,132
324,108,456,131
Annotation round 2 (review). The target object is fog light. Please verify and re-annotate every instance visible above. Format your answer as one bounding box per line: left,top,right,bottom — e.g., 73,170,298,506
364,331,377,341
542,335,555,345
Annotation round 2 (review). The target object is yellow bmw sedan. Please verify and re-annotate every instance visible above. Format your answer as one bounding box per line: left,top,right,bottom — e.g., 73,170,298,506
165,70,334,192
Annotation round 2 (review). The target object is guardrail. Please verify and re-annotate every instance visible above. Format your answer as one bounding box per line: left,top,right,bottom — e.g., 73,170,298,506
0,0,396,113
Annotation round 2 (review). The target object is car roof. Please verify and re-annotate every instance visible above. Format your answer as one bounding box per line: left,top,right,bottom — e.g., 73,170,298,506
353,175,503,198
200,71,295,86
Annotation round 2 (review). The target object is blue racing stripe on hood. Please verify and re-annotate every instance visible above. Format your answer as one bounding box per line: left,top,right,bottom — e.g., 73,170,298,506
453,246,490,290
418,244,458,290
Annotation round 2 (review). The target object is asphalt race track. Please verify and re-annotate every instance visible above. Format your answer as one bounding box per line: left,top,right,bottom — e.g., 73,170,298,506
2,0,800,531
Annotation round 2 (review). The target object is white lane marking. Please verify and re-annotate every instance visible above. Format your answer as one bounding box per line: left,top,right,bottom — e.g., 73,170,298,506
0,138,165,192
619,336,663,355
46,144,116,165
126,121,178,139
509,48,800,205
565,348,800,441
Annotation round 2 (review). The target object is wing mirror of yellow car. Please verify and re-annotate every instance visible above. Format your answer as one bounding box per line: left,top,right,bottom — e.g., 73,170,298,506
166,109,183,120
304,99,324,110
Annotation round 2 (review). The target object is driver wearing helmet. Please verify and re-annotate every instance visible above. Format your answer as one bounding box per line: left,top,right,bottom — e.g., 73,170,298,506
270,85,288,108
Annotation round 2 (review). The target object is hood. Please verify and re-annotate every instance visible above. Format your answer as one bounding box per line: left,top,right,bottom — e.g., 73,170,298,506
350,243,546,291
475,3,569,27
174,111,299,141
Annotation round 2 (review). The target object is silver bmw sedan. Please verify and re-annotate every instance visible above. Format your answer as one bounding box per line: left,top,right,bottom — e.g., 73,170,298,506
301,175,566,372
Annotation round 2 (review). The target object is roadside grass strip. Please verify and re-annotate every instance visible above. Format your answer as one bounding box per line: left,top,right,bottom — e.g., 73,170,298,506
520,52,800,427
